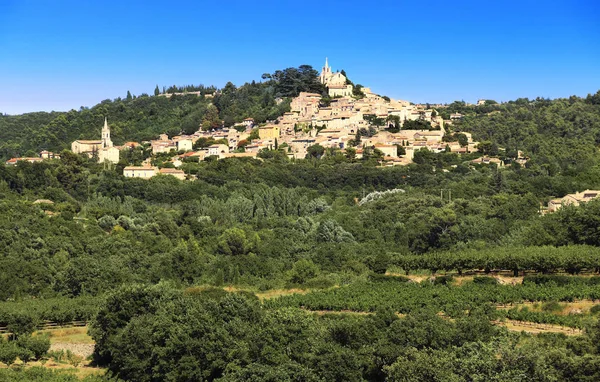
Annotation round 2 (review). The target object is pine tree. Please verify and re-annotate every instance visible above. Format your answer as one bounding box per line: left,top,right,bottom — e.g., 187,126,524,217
126,91,132,100
154,85,160,96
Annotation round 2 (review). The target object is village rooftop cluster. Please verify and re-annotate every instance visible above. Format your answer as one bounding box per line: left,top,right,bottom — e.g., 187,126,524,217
126,59,487,167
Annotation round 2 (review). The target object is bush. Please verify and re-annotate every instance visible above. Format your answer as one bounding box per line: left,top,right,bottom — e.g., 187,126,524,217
433,275,454,285
289,259,320,284
198,287,228,301
97,215,117,231
590,305,600,315
472,276,498,285
48,350,66,363
17,347,33,363
368,274,409,283
523,275,576,286
66,350,83,367
303,276,335,290
541,301,563,313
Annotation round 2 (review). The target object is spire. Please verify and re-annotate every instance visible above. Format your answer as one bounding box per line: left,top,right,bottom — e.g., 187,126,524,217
102,117,113,148
325,57,329,69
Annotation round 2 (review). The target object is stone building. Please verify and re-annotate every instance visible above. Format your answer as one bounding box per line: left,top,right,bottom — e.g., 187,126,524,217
71,118,120,164
319,58,354,98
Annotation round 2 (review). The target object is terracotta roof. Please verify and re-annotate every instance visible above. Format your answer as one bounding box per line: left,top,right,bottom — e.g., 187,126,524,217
6,157,43,164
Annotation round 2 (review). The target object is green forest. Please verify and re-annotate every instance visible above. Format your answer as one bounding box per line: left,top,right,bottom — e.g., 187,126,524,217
2,74,600,380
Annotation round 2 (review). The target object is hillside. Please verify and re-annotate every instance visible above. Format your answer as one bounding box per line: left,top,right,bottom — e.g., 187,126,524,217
445,92,600,175
0,65,327,159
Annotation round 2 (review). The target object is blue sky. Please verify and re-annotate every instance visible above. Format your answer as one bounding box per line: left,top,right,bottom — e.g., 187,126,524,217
1,0,599,114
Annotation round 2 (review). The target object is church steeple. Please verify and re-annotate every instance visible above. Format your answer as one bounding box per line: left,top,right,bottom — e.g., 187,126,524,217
102,117,113,148
320,57,332,85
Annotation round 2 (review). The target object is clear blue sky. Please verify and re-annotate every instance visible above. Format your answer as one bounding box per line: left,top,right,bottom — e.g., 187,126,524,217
1,0,599,115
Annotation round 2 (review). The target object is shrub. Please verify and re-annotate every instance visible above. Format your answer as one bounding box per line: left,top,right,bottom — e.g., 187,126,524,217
433,275,454,285
590,305,600,315
472,276,498,285
541,301,563,313
368,274,409,283
66,350,83,367
303,276,335,290
290,259,320,284
97,215,117,231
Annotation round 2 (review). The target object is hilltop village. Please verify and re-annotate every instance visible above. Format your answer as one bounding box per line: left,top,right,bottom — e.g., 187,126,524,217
139,59,482,166
8,60,512,179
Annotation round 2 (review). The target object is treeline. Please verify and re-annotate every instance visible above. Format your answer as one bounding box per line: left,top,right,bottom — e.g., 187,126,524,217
393,246,600,276
162,84,216,94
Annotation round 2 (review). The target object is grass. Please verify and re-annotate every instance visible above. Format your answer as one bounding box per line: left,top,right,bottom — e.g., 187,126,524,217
37,326,94,345
0,360,106,379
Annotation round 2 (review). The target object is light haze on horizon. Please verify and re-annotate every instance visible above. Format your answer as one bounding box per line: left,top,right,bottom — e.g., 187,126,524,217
1,0,599,115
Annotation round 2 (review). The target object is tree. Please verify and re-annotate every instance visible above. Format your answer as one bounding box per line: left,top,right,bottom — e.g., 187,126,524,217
345,147,357,161
290,259,320,284
353,84,365,98
316,220,355,243
477,141,494,155
396,145,406,156
0,341,19,366
202,104,221,131
306,144,325,159
154,85,160,96
386,115,401,133
217,228,249,256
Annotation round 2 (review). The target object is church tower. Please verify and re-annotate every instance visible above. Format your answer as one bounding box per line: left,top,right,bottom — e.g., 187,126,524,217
320,57,332,85
102,117,113,148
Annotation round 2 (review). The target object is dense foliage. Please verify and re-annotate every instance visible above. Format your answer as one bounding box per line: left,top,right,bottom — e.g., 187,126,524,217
88,284,600,381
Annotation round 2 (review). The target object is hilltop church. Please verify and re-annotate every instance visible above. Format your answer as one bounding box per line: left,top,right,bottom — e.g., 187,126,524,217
71,118,120,163
319,58,354,97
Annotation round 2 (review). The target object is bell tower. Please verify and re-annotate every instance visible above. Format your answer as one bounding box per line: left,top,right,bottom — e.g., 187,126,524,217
320,57,332,85
102,117,113,148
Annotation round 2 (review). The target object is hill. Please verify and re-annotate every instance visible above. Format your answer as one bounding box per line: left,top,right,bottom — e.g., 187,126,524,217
0,65,326,159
